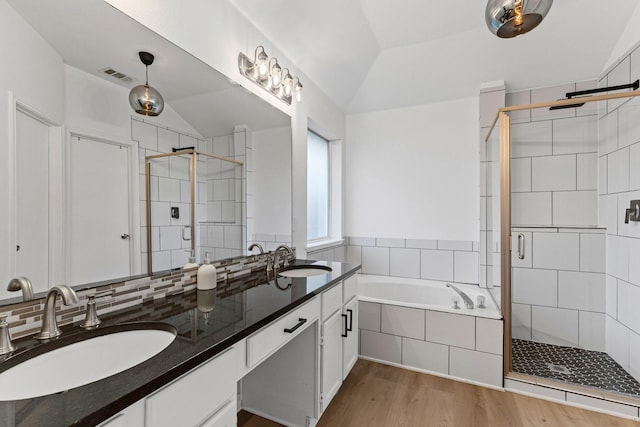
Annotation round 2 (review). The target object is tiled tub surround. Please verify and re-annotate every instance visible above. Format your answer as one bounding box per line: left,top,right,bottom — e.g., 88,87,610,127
0,257,355,426
511,227,606,351
597,43,640,385
357,275,503,388
0,251,294,340
309,237,480,285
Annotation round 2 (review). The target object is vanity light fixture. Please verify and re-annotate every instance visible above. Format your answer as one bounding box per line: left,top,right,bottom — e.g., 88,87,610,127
485,0,553,38
238,46,302,105
129,51,164,116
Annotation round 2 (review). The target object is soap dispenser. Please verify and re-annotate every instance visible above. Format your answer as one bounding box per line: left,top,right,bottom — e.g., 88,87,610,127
197,252,217,290
184,250,199,270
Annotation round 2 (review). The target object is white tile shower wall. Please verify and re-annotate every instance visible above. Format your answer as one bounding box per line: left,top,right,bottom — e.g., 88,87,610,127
340,237,479,285
599,43,640,383
359,301,503,388
508,81,599,229
511,227,606,351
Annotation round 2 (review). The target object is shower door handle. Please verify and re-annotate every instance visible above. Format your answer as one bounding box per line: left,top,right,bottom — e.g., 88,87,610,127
517,233,525,260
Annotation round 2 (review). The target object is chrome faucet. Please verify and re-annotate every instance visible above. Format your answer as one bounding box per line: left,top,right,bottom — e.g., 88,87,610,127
6,277,33,301
446,284,474,309
248,243,265,254
36,286,79,340
0,315,15,355
273,245,293,274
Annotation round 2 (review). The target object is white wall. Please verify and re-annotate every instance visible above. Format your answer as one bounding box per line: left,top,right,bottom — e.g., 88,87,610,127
604,3,640,73
0,0,64,296
252,127,292,237
345,97,479,241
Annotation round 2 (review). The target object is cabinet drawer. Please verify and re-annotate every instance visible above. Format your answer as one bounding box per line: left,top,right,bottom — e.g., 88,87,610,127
200,399,236,427
247,297,320,368
321,283,343,320
145,347,236,427
343,274,357,303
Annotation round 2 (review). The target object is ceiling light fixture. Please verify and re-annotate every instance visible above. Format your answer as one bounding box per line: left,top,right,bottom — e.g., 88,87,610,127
129,51,164,116
238,46,302,105
485,0,553,38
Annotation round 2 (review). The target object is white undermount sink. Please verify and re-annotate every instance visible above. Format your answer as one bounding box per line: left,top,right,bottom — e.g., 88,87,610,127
0,322,176,401
278,264,333,278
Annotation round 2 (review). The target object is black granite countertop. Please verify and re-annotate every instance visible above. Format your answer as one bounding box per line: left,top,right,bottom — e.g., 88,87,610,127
0,260,360,427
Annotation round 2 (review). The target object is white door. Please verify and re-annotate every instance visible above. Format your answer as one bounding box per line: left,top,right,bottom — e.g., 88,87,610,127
68,135,131,285
16,110,50,293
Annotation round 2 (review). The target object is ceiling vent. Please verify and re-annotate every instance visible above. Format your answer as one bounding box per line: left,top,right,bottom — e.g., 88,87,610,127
101,67,134,84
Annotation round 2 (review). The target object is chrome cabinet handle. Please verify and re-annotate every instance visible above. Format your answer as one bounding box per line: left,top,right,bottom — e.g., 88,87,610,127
517,233,525,260
284,318,307,334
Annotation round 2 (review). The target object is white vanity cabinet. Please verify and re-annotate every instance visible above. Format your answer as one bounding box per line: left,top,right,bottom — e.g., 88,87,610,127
342,275,358,380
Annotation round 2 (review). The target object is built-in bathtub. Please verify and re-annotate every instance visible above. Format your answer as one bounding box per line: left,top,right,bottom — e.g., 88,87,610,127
357,275,501,319
356,274,504,388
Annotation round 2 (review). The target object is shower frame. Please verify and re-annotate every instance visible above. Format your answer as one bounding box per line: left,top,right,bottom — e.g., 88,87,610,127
144,149,243,273
485,88,640,392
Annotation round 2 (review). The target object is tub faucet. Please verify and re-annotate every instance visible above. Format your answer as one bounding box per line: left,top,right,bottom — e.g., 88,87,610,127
6,277,33,301
36,285,79,340
446,284,474,309
273,245,293,274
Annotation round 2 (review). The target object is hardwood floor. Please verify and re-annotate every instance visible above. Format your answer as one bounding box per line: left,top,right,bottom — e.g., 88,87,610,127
239,359,640,426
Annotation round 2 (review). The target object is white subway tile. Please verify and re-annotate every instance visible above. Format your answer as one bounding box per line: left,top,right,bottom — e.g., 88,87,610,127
158,177,181,202
512,268,558,306
575,80,599,117
381,305,425,340
607,56,631,114
558,271,605,312
346,246,362,265
552,191,597,227
598,155,608,195
362,246,390,276
151,201,171,226
148,176,159,201
360,330,401,364
617,280,640,335
608,147,630,193
576,153,597,191
169,156,190,181
159,226,181,251
504,379,566,400
512,192,552,226
349,237,376,246
580,233,606,273
179,134,197,149
511,121,553,158
619,97,640,148
618,192,640,239
405,239,437,249
532,155,576,191
376,237,405,248
553,116,598,155
606,316,630,369
579,311,605,351
531,83,576,121
631,143,640,191
505,90,531,123
476,318,503,355
599,194,618,233
531,306,579,347
170,249,189,269
426,311,475,349
390,248,421,279
454,251,478,284
402,338,448,375
629,331,640,382
157,128,179,154
598,110,618,155
420,250,454,281
607,235,629,282
629,238,640,287
449,347,502,387
132,120,158,150
438,240,473,251
606,275,618,318
532,232,580,271
151,250,171,272
358,302,381,332
511,157,532,192
566,393,638,418
512,303,532,340
598,76,608,119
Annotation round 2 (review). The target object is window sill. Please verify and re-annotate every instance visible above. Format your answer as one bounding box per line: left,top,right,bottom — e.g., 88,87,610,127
306,238,345,253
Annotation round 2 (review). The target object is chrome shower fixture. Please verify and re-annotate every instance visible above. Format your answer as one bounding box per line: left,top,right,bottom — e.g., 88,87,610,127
485,0,553,38
238,46,302,105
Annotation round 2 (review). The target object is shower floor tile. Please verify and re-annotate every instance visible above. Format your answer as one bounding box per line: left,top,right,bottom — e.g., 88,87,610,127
512,339,640,399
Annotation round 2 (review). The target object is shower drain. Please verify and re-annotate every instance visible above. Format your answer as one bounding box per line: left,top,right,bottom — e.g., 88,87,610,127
547,363,572,375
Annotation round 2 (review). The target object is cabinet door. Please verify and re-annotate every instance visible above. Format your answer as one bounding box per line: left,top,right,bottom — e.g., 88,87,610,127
200,400,236,427
321,309,343,413
342,297,358,380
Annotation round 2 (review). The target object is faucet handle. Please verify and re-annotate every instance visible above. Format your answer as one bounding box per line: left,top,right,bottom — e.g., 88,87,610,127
81,290,114,330
0,314,15,355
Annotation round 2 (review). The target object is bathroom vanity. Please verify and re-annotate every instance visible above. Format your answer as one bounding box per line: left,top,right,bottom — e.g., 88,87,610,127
0,260,360,427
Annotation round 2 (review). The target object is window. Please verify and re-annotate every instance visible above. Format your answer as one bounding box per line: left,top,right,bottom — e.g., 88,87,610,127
307,130,329,241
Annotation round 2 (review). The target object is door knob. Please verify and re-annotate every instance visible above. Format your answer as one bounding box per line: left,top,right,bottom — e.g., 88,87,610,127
121,233,130,239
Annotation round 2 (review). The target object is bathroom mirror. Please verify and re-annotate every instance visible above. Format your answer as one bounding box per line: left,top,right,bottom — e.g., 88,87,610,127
0,0,292,304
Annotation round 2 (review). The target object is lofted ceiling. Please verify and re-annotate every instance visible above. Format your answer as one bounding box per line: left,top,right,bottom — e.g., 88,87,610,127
233,0,640,113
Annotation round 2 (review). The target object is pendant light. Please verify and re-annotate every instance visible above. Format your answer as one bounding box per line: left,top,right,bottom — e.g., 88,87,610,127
485,0,553,38
129,51,164,116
